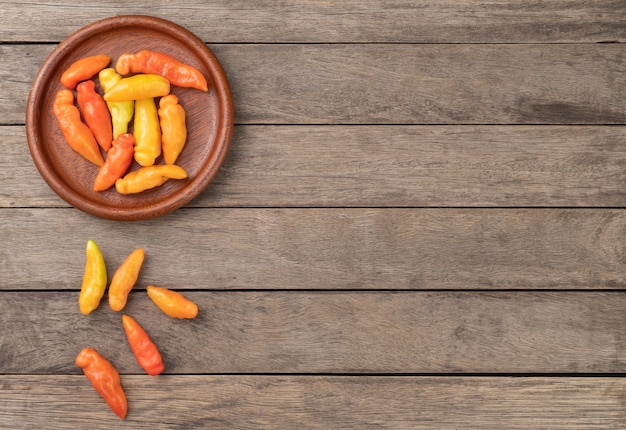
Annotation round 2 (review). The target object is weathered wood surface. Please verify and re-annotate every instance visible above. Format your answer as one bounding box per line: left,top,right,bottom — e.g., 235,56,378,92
2,1,625,428
2,291,626,374
4,125,626,208
2,0,625,43
2,376,626,429
4,44,626,125
1,208,624,291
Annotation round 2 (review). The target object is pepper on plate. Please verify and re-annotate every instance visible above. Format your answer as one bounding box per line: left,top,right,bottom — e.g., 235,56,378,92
133,97,162,166
116,50,208,91
158,94,187,165
52,89,104,166
115,165,188,194
77,80,113,151
99,68,134,139
60,54,110,89
103,74,170,103
93,133,135,192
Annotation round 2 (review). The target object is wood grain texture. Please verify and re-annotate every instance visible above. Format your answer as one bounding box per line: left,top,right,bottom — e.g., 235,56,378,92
1,375,626,429
1,291,626,374
1,0,625,43
5,125,626,208
1,208,623,291
7,44,626,125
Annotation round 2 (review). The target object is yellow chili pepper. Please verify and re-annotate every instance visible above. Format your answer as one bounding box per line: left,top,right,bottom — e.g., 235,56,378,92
108,248,144,312
78,240,107,315
115,165,188,195
158,94,187,165
103,74,170,103
133,98,161,166
99,68,134,139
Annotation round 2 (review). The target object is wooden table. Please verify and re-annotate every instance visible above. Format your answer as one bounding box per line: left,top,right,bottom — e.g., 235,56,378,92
1,2,625,428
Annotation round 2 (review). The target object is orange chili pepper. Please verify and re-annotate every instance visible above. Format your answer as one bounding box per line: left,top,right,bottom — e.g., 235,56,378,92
93,133,135,192
122,315,165,376
147,285,198,319
109,248,145,312
158,94,187,165
75,347,128,419
61,54,111,89
116,50,208,91
52,89,104,166
77,80,113,151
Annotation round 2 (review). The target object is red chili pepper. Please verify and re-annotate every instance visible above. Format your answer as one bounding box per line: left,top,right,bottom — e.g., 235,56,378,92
61,54,111,89
75,347,128,419
122,315,165,376
116,50,208,91
93,133,135,191
77,80,113,151
52,89,104,166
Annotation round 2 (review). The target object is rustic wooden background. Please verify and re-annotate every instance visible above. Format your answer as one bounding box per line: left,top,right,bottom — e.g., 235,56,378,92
1,1,625,428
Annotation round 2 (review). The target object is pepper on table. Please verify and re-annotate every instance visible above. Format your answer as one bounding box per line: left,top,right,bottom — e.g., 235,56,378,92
78,239,107,315
75,347,128,419
122,314,165,376
52,89,104,166
109,248,145,312
147,285,198,319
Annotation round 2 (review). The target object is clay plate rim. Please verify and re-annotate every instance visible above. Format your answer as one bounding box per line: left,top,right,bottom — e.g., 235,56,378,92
26,15,234,221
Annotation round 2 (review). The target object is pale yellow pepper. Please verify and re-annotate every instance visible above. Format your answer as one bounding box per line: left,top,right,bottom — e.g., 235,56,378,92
98,68,134,139
133,98,161,166
78,240,107,315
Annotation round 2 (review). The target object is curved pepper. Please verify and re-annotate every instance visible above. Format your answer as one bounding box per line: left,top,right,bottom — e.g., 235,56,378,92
77,80,113,151
158,94,187,165
78,239,107,315
93,133,135,192
108,248,144,312
115,165,188,194
99,68,134,139
122,315,165,376
147,285,198,319
116,50,208,91
133,98,161,166
103,74,170,103
52,89,104,166
75,347,127,419
60,54,110,89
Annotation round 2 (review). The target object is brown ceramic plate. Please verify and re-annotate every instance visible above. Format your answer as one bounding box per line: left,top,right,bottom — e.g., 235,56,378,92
26,15,234,221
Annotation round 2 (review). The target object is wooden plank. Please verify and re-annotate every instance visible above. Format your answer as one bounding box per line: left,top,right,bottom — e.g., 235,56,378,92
1,208,623,291
6,44,626,125
1,0,625,43
5,125,626,208
1,291,625,374
1,375,626,429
